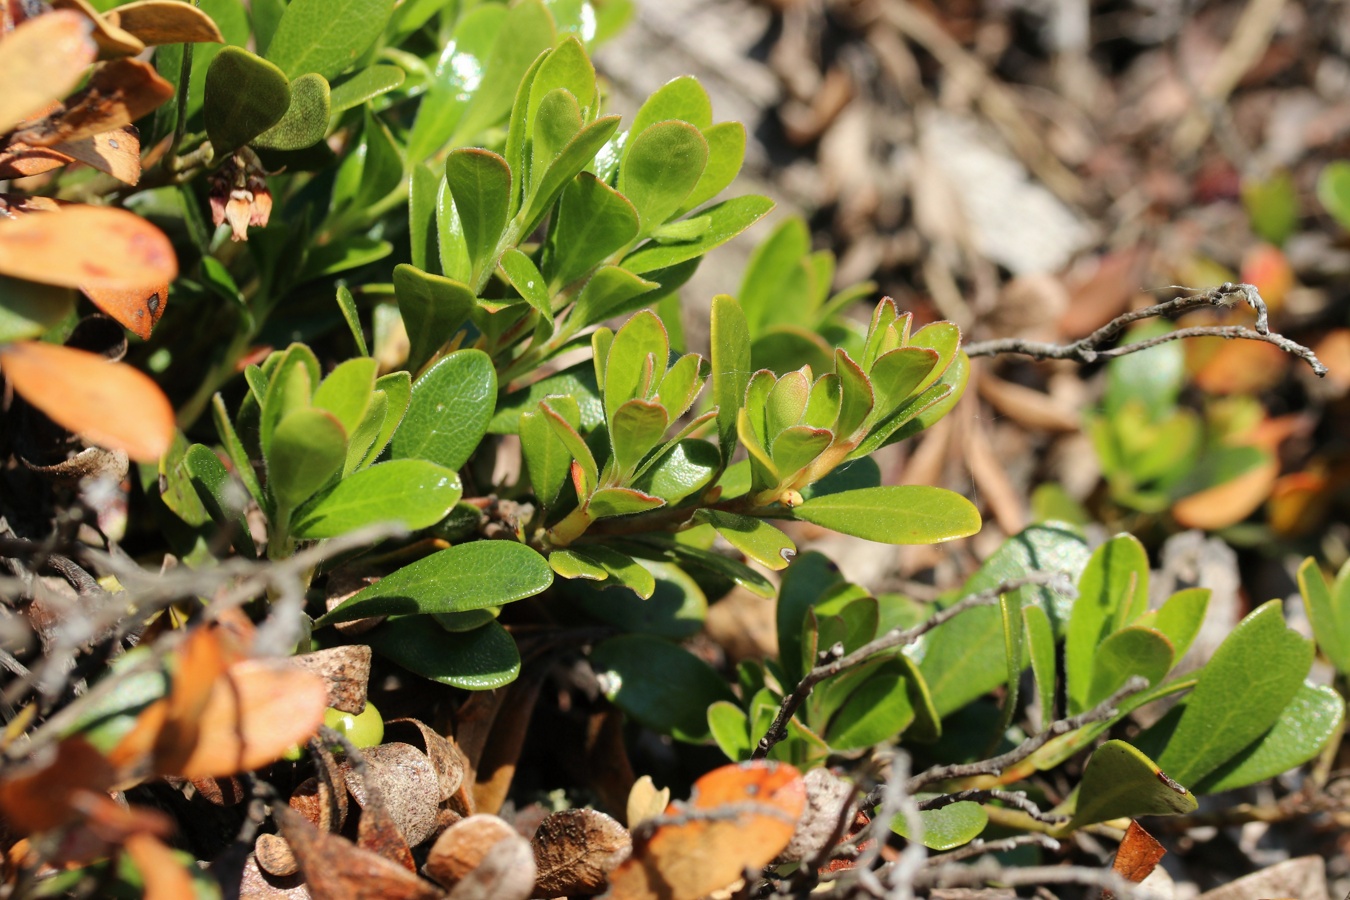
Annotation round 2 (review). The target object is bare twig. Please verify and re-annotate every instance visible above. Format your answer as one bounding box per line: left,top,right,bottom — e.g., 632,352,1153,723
919,832,1061,866
900,676,1149,795
917,858,1164,900
751,572,1074,760
963,282,1327,377
919,789,1068,825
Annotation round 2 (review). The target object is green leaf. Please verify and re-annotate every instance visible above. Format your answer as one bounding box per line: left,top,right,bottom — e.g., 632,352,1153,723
793,486,980,545
708,701,752,762
1317,160,1350,232
367,618,519,690
1068,740,1197,828
499,248,552,324
334,285,368,356
919,524,1090,716
1135,587,1210,662
832,351,873,442
268,408,347,512
568,266,659,333
265,0,394,81
393,264,475,374
628,76,712,136
858,353,970,455
203,47,290,156
770,426,831,481
254,73,330,150
329,64,405,113
0,277,74,342
1298,557,1350,673
1242,171,1299,245
355,109,405,209
1023,604,1056,729
259,343,319,458
550,545,654,597
622,195,775,275
892,801,988,851
590,635,736,742
565,558,705,638
608,399,668,478
622,535,775,599
825,658,916,750
519,115,622,237
491,361,603,434
527,37,595,124
1066,533,1150,714
1086,626,1174,709
345,391,387,476
183,444,256,558
445,148,512,288
311,357,377,436
587,487,664,519
710,294,751,463
604,311,668,423
389,349,497,471
546,174,640,291
1149,600,1313,786
211,394,264,506
361,371,411,468
317,542,553,626
799,457,881,502
541,399,598,496
618,122,709,236
1105,323,1183,421
630,438,718,506
452,0,556,145
297,237,393,283
776,552,848,685
692,510,796,571
520,401,574,506
869,348,940,420
676,122,746,217
291,460,461,539
405,4,506,163
1193,682,1345,794
408,164,439,274
997,589,1023,735
739,217,810,334
530,88,583,188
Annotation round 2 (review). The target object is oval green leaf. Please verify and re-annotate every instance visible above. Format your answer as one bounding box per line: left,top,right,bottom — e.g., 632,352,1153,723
389,349,497,471
792,486,981,545
590,634,736,742
290,460,462,539
366,617,519,690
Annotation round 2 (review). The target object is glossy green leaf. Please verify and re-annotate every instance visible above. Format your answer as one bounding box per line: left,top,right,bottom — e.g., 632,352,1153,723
183,444,256,558
203,47,290,156
590,635,736,742
393,264,475,374
1135,587,1210,662
344,391,387,476
355,109,405,209
1023,604,1056,728
367,617,518,690
920,524,1089,716
569,559,705,639
361,371,411,469
622,535,774,599
798,457,881,502
318,541,552,626
793,486,980,545
676,122,746,217
530,88,583,186
550,545,655,598
211,394,264,506
997,589,1023,735
520,400,574,506
335,285,368,357
1104,323,1183,421
452,0,555,146
710,294,751,462
445,148,511,287
587,487,664,519
1069,740,1197,828
0,277,74,342
1151,600,1313,786
499,248,552,323
527,37,595,125
254,72,330,150
567,265,659,333
297,237,394,282
1086,626,1174,709
618,121,708,236
520,115,622,236
265,0,394,81
311,357,377,436
708,700,752,762
1193,682,1345,794
609,399,668,478
892,801,988,851
290,460,461,539
259,344,320,457
1316,160,1350,232
622,195,775,275
693,510,795,571
268,408,347,512
869,347,940,419
857,352,970,456
629,76,712,137
491,361,603,434
329,64,405,113
631,438,718,506
1066,533,1150,714
389,349,496,471
1298,557,1350,673
541,399,598,496
603,311,668,423
825,658,916,750
547,174,640,291
408,164,439,273
739,217,810,334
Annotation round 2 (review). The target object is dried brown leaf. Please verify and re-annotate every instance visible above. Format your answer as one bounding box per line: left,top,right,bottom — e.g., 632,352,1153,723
444,834,535,900
49,0,144,57
386,719,468,804
290,646,372,715
53,126,142,185
424,815,521,891
256,834,300,878
0,205,176,291
16,58,173,146
0,11,96,134
530,808,631,898
109,0,223,45
344,743,440,850
275,804,443,900
625,776,668,831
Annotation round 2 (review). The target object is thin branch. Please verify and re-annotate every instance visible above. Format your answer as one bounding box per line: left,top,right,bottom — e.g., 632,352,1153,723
919,789,1068,825
900,676,1150,795
916,859,1165,900
963,282,1327,377
751,571,1075,760
919,832,1061,866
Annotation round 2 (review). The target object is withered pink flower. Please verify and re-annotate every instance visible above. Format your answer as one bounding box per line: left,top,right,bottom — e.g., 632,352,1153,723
208,147,272,242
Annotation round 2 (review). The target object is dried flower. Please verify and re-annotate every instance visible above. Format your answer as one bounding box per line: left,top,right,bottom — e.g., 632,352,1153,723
208,147,271,241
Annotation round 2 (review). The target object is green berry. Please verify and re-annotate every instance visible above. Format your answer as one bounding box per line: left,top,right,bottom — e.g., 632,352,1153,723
323,701,384,748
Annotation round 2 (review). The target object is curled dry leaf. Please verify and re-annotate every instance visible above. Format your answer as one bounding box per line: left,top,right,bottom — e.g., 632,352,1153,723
275,804,443,900
1111,820,1166,886
50,0,144,57
344,742,441,849
606,761,807,900
0,11,96,134
16,58,174,147
0,341,175,463
290,776,347,834
445,833,536,900
191,776,246,806
0,205,177,292
290,645,372,715
777,767,857,865
386,718,469,804
0,142,71,179
237,853,309,899
255,833,300,878
0,738,116,834
81,282,168,341
55,126,143,185
424,814,522,890
530,808,631,898
108,0,224,46
626,775,669,829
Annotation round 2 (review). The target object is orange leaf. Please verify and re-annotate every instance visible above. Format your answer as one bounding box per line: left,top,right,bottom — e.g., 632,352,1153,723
0,205,177,292
0,144,72,179
0,11,97,134
1192,339,1289,395
123,834,196,900
0,341,175,462
81,283,167,340
177,660,328,780
15,58,173,146
1267,469,1333,538
1105,820,1165,899
1240,244,1294,311
1172,455,1279,530
0,738,115,834
53,127,142,185
109,0,224,45
49,0,144,57
607,761,806,900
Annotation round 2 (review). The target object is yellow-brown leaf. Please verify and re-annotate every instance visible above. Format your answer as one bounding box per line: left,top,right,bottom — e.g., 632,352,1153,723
53,127,142,185
0,205,177,292
49,0,145,57
0,11,97,134
110,0,223,45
